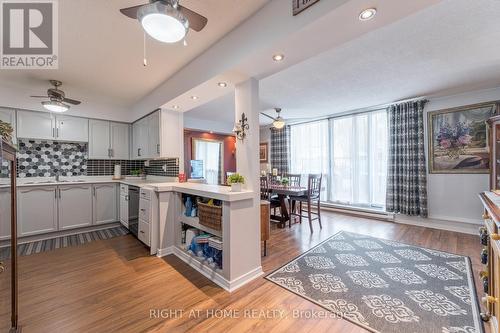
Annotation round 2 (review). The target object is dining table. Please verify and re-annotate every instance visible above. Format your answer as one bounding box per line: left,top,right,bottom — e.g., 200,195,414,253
266,185,307,228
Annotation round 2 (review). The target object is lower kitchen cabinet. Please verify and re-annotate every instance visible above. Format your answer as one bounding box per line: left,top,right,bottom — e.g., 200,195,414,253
93,183,118,224
0,186,11,240
58,185,93,230
17,186,58,237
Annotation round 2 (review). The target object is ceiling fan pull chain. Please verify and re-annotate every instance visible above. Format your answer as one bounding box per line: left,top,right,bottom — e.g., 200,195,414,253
143,32,148,66
183,29,188,46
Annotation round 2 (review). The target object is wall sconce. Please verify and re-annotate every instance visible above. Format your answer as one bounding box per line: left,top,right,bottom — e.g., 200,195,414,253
233,113,249,141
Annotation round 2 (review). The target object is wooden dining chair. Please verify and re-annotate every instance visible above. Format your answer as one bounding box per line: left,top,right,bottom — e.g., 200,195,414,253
286,174,302,217
260,176,281,215
290,174,323,233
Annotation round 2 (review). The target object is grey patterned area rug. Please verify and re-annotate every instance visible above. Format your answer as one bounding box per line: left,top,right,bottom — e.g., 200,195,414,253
0,226,129,261
266,231,483,333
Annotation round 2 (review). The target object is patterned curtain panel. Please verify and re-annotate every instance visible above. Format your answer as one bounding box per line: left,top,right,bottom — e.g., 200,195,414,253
386,100,428,217
270,126,290,174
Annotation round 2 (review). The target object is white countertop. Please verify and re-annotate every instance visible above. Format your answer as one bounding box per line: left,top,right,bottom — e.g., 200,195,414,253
2,176,255,202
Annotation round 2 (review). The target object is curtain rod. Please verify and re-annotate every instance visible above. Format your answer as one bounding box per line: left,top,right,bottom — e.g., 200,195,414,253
284,95,428,127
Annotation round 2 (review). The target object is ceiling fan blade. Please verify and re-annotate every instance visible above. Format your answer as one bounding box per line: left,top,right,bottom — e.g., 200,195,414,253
63,98,81,105
260,112,277,121
30,95,48,98
179,5,207,32
120,4,146,19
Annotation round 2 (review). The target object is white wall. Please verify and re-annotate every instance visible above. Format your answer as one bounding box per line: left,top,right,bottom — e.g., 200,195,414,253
183,116,234,134
420,87,499,225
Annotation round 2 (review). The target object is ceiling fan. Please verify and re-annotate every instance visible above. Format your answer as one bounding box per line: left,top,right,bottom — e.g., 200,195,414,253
30,80,81,113
261,108,286,129
120,0,208,43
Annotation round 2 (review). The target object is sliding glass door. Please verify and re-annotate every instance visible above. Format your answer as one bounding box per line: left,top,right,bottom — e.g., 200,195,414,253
289,110,388,210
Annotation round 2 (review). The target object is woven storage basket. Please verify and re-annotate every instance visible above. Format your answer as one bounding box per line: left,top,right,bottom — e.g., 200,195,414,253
198,202,222,231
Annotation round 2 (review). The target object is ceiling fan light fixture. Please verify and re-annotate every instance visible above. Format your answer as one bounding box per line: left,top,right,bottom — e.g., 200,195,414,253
138,2,189,43
273,117,286,129
42,100,70,113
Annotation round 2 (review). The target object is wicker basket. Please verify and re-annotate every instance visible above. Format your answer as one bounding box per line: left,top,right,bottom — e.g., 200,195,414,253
198,202,223,231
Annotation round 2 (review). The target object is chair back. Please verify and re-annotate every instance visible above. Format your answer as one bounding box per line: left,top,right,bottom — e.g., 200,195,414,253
308,174,322,199
260,176,270,200
269,175,279,186
286,174,301,187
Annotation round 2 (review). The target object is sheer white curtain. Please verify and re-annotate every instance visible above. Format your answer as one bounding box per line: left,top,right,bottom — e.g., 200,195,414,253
194,140,222,185
330,111,387,208
290,120,329,198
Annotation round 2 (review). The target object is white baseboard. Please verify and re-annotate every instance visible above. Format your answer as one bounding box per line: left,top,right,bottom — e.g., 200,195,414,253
172,246,263,292
393,215,481,235
156,246,174,257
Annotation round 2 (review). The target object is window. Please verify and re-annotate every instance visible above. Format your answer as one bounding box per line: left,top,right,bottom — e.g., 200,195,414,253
289,110,388,210
290,120,329,199
192,139,223,185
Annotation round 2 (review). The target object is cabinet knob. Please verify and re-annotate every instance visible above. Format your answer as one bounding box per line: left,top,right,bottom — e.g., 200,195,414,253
480,271,489,279
483,213,490,220
491,233,500,241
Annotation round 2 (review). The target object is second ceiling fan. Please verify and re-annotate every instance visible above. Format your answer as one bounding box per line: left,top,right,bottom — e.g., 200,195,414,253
120,0,208,43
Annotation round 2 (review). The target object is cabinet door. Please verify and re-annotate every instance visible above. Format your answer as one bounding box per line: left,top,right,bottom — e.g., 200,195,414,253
110,122,129,159
0,187,11,240
89,120,110,159
0,108,16,144
17,186,57,236
93,184,118,225
17,110,55,140
148,111,161,159
159,109,182,158
119,194,129,228
56,115,88,142
132,117,149,159
58,185,93,230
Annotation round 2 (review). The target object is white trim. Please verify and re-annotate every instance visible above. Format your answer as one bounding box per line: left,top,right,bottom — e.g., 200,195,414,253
321,205,390,221
156,246,174,257
394,215,481,235
172,246,263,292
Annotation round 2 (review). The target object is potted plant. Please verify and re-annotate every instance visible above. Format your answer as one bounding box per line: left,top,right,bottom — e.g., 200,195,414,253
281,177,290,186
227,173,245,192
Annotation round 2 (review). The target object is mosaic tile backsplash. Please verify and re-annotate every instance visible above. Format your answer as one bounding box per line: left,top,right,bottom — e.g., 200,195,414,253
1,139,180,178
18,140,87,177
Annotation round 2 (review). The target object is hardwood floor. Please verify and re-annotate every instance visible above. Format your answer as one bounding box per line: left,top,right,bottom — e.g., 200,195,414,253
0,212,485,333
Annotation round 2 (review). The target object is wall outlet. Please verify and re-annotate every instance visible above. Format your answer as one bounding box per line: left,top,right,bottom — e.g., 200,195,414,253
144,160,150,167
162,164,167,172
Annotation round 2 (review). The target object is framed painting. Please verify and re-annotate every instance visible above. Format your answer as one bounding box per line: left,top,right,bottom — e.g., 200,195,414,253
260,142,268,163
428,102,497,174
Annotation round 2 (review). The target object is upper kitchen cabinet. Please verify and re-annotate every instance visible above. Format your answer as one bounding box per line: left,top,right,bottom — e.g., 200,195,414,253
89,120,130,160
0,108,16,143
17,110,88,142
17,110,54,140
132,109,182,160
55,115,88,142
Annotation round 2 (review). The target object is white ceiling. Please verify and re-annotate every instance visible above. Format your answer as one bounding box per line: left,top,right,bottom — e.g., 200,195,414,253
0,0,268,118
186,0,500,125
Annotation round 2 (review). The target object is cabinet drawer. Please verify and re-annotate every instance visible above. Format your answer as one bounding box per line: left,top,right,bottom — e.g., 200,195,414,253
139,198,150,222
138,220,150,246
120,184,128,195
140,188,151,200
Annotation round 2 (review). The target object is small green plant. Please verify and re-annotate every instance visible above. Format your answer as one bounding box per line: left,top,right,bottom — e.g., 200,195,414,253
281,177,290,186
227,173,245,185
131,169,142,176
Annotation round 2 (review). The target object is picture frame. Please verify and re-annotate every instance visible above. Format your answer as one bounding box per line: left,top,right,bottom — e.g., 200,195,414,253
428,101,497,174
260,142,269,163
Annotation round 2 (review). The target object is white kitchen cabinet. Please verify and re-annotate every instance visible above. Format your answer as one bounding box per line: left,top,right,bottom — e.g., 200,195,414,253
148,111,161,159
17,186,58,237
17,110,55,140
131,109,182,160
93,183,118,225
110,122,129,159
89,119,111,159
56,115,88,142
58,185,93,230
0,108,16,143
0,186,11,240
132,116,149,159
17,110,89,142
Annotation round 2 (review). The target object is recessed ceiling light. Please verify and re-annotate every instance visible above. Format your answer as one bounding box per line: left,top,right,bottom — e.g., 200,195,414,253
359,8,377,21
217,82,228,88
191,96,199,100
172,105,180,110
272,54,285,62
